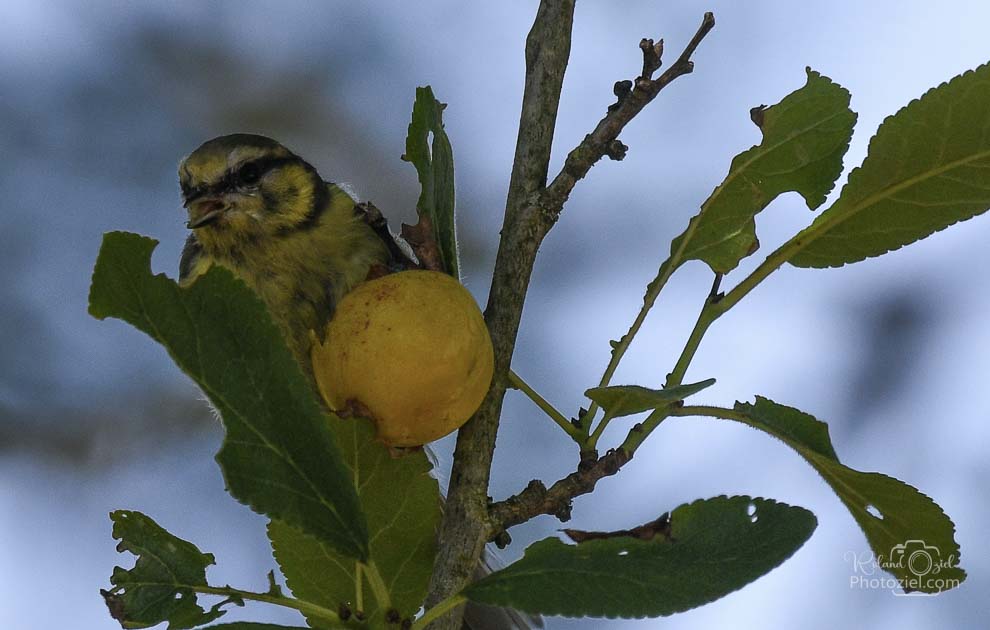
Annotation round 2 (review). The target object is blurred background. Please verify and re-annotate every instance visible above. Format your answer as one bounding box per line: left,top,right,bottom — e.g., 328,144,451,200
2,1,988,628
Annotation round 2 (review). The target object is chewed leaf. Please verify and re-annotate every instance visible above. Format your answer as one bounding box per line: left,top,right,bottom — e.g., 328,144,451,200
791,62,990,267
732,397,965,592
403,86,458,277
89,232,368,561
670,68,856,273
103,510,231,629
465,496,816,618
585,379,716,419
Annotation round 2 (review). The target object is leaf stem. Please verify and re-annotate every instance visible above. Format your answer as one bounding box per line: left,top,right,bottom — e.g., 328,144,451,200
666,301,719,388
621,239,800,455
413,594,468,630
193,584,340,625
667,232,810,390
585,209,710,427
508,368,582,440
718,229,807,312
355,562,364,613
670,404,743,421
362,560,392,611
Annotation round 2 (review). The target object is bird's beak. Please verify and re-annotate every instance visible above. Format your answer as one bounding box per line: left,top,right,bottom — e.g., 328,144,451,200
185,197,227,229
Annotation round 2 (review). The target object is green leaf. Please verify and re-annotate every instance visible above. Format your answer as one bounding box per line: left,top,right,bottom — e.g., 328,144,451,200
202,625,312,630
670,68,856,273
791,62,990,267
585,378,716,419
103,510,232,629
270,418,440,625
732,397,966,592
89,232,368,560
465,496,816,618
404,85,458,276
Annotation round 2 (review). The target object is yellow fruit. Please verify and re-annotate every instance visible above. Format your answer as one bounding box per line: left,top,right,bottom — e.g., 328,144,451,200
311,270,494,447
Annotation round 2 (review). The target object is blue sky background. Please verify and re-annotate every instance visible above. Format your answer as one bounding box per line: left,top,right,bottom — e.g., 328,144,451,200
1,2,988,629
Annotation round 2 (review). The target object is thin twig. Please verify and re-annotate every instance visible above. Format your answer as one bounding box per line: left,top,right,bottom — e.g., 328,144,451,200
663,227,813,390
509,369,583,441
537,12,716,222
585,408,615,450
619,407,673,453
664,272,724,387
579,13,718,428
489,447,632,536
639,38,664,80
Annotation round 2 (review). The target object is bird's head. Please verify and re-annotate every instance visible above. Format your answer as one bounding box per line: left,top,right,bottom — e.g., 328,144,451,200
178,134,327,246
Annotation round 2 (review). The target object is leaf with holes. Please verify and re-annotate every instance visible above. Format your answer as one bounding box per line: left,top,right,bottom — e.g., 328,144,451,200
464,496,816,618
89,232,368,560
585,379,716,419
102,510,234,629
732,397,965,592
269,418,439,626
790,62,990,267
402,86,458,276
668,68,856,273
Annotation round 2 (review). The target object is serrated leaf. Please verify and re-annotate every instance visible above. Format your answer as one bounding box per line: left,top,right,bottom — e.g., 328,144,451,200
465,496,816,618
791,62,990,267
732,397,965,592
670,68,856,273
89,232,368,560
270,418,439,625
404,85,458,276
103,510,230,629
585,378,716,419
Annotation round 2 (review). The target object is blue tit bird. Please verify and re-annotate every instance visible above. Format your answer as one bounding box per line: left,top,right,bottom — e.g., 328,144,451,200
178,133,392,374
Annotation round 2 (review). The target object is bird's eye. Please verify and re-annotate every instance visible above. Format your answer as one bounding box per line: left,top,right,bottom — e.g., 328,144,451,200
238,162,262,186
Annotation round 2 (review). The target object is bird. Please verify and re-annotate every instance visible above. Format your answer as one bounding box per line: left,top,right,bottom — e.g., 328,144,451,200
177,134,534,630
178,133,393,375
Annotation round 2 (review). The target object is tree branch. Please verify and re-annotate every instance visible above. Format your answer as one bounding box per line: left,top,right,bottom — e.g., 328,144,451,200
489,447,631,538
425,9,716,628
488,404,674,538
424,2,576,626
